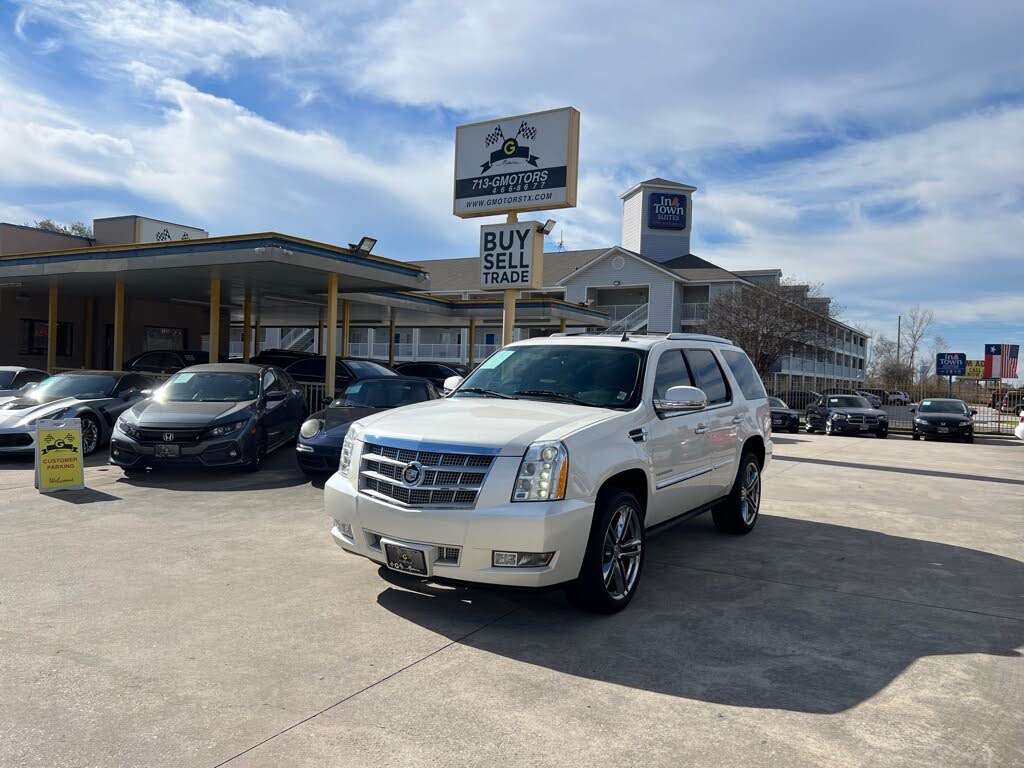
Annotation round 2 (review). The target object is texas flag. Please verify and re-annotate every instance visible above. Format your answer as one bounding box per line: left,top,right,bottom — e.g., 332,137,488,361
984,344,1019,378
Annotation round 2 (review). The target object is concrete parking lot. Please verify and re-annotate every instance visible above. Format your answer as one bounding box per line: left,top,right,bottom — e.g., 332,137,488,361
1,434,1022,767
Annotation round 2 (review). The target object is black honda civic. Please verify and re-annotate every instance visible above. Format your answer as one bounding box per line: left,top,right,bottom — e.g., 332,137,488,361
911,398,976,442
296,376,438,476
110,363,307,472
805,394,888,437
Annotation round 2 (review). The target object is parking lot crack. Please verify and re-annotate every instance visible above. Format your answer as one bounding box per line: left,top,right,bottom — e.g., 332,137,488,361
211,605,521,767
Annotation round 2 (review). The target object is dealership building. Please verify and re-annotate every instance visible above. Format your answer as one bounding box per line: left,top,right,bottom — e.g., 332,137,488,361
0,177,866,395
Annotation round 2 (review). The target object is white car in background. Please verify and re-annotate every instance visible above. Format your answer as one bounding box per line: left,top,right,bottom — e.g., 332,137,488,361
886,390,911,405
325,333,772,613
1015,410,1024,443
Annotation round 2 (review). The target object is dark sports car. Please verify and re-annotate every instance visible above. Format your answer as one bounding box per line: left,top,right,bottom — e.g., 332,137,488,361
806,394,888,437
0,371,152,456
768,396,801,433
911,398,976,442
296,376,438,476
110,364,307,471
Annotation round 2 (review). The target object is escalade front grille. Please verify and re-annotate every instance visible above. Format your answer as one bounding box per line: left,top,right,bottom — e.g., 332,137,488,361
359,440,496,509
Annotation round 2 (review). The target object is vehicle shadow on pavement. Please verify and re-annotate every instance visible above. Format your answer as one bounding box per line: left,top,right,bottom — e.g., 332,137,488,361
773,455,1024,486
376,513,1024,715
112,447,308,492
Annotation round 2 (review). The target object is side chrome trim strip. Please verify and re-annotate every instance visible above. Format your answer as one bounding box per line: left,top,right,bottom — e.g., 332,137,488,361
655,465,714,490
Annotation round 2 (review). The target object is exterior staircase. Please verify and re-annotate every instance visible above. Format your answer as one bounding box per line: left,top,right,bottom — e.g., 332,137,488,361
281,327,315,352
602,303,649,335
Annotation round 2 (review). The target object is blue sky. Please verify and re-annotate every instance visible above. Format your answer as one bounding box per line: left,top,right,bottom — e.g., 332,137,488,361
1,0,1023,373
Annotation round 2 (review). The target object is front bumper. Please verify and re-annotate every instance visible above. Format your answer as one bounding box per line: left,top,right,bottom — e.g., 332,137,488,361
324,469,594,589
296,441,341,474
770,414,800,431
0,426,37,454
819,419,887,435
110,430,256,468
913,422,972,438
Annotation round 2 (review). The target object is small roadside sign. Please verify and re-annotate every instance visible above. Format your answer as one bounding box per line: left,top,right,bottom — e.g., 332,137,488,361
35,418,85,493
479,220,544,290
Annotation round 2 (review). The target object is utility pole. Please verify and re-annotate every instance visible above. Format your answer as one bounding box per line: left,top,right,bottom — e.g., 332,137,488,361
896,314,902,371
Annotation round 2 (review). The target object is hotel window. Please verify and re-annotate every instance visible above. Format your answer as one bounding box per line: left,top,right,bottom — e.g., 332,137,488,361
19,319,74,357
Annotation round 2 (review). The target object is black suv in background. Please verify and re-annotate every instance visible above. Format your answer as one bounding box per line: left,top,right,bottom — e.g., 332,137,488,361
394,362,471,390
125,350,222,374
806,394,888,437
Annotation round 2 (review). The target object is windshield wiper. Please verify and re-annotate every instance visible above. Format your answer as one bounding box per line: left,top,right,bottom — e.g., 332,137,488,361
515,390,593,406
456,387,516,400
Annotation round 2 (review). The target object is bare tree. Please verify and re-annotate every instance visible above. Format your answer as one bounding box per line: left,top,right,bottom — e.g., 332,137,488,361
899,305,933,370
32,218,93,238
867,333,914,386
705,280,838,379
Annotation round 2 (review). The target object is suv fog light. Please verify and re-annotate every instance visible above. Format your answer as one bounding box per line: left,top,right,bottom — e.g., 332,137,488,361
228,448,238,458
492,551,554,568
337,521,353,539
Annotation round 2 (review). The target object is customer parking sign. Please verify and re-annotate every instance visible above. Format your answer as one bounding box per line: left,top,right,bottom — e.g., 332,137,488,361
35,418,85,493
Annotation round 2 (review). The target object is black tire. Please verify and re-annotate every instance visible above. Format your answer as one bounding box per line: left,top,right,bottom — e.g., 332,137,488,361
911,433,920,440
79,413,101,456
788,426,800,434
804,424,815,433
243,430,266,473
712,451,762,535
877,430,888,439
566,488,645,614
964,434,974,444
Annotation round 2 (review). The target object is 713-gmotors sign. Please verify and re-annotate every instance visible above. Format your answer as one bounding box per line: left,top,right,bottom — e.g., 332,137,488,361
480,221,544,290
454,107,580,218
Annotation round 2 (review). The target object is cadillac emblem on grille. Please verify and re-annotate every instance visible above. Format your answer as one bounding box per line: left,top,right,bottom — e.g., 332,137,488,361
402,461,424,486
162,432,175,442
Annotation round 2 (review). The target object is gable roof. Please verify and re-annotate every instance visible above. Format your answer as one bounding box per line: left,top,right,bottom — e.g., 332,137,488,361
554,246,689,285
661,253,749,282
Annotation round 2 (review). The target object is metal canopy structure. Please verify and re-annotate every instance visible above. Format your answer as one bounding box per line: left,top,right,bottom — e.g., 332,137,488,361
0,231,608,396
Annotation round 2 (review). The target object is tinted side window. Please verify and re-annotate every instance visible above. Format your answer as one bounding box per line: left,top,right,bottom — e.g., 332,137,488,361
286,359,323,377
721,349,767,401
400,363,430,376
652,350,693,400
266,370,288,393
683,349,730,405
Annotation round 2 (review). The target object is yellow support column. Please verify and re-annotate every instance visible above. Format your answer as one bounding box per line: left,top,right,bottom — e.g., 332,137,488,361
388,309,397,367
468,317,477,368
559,318,567,333
83,297,94,369
112,280,125,371
208,277,221,364
325,274,339,398
253,315,261,357
47,284,58,373
242,293,252,363
317,310,324,355
341,299,351,358
502,289,516,346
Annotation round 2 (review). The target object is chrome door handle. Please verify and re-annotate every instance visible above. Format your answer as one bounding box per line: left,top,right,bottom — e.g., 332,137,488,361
695,424,709,434
731,416,744,424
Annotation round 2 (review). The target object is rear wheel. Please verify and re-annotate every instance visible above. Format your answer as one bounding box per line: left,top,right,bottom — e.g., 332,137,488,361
712,451,761,534
80,414,100,456
566,489,645,614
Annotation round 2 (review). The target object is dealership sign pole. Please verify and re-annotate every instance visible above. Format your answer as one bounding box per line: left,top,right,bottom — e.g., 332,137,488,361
454,107,580,346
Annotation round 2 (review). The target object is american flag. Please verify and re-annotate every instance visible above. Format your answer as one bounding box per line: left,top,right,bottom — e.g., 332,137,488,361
983,343,1019,378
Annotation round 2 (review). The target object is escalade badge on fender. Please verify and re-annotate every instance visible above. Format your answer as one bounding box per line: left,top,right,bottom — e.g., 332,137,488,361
402,461,424,486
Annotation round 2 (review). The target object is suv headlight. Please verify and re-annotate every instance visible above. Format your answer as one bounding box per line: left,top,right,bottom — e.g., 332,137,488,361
116,415,141,439
339,428,358,473
513,441,569,502
208,419,247,438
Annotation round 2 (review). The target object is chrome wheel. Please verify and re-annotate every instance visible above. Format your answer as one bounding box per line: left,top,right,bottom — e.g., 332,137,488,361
81,417,99,455
824,417,833,435
739,461,761,525
602,504,642,601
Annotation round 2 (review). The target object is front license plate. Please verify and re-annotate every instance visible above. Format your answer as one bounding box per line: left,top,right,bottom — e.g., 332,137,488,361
154,444,180,458
384,543,428,576
937,427,949,434
859,424,869,431
772,418,783,425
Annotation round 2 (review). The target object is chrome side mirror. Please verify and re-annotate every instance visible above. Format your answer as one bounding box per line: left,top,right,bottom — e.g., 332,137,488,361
655,385,707,414
443,375,464,393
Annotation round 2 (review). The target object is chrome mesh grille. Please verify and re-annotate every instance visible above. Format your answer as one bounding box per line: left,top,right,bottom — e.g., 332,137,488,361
359,441,495,509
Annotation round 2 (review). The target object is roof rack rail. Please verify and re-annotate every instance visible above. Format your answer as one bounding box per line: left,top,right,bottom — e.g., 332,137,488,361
665,332,735,345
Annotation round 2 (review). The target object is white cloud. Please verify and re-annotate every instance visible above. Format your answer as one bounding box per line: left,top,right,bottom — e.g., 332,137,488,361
13,0,309,78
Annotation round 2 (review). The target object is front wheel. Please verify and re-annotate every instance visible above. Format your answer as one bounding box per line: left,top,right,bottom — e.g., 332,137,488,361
824,417,835,435
566,489,645,614
877,430,888,439
911,433,920,440
243,430,266,473
712,451,761,534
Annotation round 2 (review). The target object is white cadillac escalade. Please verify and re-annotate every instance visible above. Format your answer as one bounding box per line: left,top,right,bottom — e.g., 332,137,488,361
325,333,772,613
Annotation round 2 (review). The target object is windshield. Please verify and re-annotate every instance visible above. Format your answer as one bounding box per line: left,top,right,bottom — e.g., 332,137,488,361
0,371,16,388
29,374,117,400
918,400,969,414
159,371,260,402
346,360,396,377
769,397,788,409
827,395,871,408
332,379,430,408
454,345,645,409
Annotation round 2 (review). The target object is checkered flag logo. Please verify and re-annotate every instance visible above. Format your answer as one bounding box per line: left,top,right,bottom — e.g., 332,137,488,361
484,125,505,146
516,121,537,141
